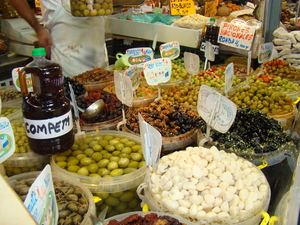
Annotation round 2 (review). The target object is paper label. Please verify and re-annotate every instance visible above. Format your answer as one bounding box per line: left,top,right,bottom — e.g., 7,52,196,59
114,71,133,107
143,58,172,85
197,85,236,133
184,52,200,75
204,42,216,61
0,117,15,163
23,110,73,139
126,47,154,67
218,21,256,50
258,43,276,64
24,165,58,225
160,41,180,59
170,0,196,15
138,113,162,171
12,67,33,92
200,41,219,55
124,65,140,91
224,63,234,95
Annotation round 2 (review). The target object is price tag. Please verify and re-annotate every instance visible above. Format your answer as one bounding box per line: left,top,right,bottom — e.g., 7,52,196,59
224,62,234,95
126,47,154,67
24,165,58,225
170,0,196,15
197,85,236,133
0,117,15,163
258,43,278,64
124,65,140,91
12,67,33,92
114,71,133,107
218,21,256,50
143,58,172,85
205,42,215,62
160,41,180,59
184,52,200,76
138,113,162,172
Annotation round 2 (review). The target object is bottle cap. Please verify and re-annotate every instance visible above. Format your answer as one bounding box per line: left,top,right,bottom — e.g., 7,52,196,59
32,48,46,57
210,18,216,22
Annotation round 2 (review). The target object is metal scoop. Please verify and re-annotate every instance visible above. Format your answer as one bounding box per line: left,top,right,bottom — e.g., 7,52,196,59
80,99,105,120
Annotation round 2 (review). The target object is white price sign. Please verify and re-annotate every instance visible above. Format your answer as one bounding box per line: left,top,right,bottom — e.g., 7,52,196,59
143,58,172,85
114,71,133,107
160,41,180,59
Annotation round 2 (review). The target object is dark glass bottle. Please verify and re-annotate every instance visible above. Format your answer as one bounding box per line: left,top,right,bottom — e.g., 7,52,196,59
205,18,220,45
19,48,74,155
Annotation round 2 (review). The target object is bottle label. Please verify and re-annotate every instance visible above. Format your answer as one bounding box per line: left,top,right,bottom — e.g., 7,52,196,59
200,42,219,55
24,110,73,139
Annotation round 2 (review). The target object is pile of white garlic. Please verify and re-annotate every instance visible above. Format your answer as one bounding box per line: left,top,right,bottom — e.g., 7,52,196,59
149,146,270,224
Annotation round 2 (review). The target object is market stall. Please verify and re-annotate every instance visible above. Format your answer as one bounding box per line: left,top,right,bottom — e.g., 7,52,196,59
1,0,300,224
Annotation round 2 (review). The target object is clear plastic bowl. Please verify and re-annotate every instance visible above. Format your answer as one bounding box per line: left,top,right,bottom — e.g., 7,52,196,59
268,104,297,131
3,152,50,177
0,86,22,106
121,125,198,155
7,170,96,225
80,115,123,131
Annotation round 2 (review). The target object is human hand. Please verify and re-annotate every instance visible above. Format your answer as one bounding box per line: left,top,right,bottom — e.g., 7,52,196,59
36,27,53,58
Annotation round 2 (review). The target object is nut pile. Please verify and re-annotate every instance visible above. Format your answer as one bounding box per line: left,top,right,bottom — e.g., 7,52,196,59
149,146,270,224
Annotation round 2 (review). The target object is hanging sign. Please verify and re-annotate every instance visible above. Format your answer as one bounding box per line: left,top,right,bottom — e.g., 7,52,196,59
170,0,196,15
143,58,172,85
160,41,180,59
126,47,154,67
218,21,256,50
224,62,234,95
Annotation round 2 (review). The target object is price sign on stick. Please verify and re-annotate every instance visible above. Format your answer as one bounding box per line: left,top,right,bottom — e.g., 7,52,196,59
258,43,279,63
126,47,154,67
124,65,140,91
197,85,237,134
24,165,58,225
143,58,172,85
114,71,134,130
0,117,15,163
184,52,200,75
204,41,215,71
160,41,180,59
170,0,196,15
224,62,234,96
138,113,162,172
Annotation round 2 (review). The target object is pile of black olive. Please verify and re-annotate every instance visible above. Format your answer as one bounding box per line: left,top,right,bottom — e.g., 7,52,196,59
64,77,86,100
11,178,90,225
199,107,291,154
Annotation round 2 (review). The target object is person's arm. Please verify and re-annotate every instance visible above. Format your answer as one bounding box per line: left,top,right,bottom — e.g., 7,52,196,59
7,0,53,56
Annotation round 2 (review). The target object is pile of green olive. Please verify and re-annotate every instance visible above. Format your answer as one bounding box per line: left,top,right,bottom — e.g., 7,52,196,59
0,107,19,118
4,122,49,177
70,0,113,17
0,89,22,102
229,83,294,115
54,134,145,178
190,70,243,90
170,62,188,82
161,85,199,108
248,75,300,93
95,186,141,218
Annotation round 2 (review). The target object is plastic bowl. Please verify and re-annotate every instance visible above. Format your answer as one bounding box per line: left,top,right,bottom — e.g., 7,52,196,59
7,171,96,225
121,125,198,156
0,105,23,122
0,86,22,106
80,115,123,131
268,104,297,131
138,149,271,225
103,211,194,225
3,152,50,177
51,130,147,218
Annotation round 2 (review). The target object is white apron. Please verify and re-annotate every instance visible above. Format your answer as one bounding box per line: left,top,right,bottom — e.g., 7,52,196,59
40,0,108,77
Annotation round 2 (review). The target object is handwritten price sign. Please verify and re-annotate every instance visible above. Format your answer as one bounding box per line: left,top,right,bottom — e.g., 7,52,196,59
218,22,256,50
170,0,195,15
